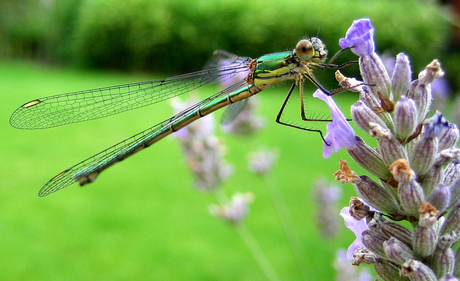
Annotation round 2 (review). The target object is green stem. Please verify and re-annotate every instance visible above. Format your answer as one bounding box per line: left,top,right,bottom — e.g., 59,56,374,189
213,189,281,281
261,172,311,280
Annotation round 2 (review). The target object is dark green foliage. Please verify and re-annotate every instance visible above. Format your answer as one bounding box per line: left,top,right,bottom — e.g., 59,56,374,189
0,0,450,78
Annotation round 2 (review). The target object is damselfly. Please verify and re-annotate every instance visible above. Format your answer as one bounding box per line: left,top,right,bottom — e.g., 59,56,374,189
10,37,353,196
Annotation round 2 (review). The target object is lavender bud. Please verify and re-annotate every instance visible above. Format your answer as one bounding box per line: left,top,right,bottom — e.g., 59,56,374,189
409,114,445,175
347,136,392,179
352,248,378,265
390,159,415,183
394,96,418,140
420,165,443,196
430,232,457,278
391,53,412,101
362,229,388,258
371,125,408,166
349,197,371,220
438,123,459,151
427,184,450,214
358,84,380,109
440,203,460,236
434,149,460,166
443,160,460,187
407,60,444,124
367,212,387,234
413,206,438,258
353,175,401,213
406,80,430,125
351,101,388,134
374,259,409,281
358,85,395,130
381,220,413,248
401,259,438,281
359,52,392,100
398,180,425,218
383,237,414,265
423,112,448,138
409,135,438,176
419,59,445,85
368,213,413,247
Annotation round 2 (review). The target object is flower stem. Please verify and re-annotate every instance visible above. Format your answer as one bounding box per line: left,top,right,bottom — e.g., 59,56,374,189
261,172,312,280
213,189,280,281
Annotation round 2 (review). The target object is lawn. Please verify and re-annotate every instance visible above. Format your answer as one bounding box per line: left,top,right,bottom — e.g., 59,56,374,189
1,60,365,280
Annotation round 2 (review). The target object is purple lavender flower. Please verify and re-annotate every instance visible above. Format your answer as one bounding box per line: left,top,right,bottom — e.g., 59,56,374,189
312,89,356,158
340,207,369,260
339,18,375,56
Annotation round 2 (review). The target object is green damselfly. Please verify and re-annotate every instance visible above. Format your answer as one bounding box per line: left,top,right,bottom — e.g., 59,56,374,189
10,37,352,196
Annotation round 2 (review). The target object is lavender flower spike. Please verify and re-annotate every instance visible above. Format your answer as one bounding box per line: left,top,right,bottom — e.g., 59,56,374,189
313,89,356,158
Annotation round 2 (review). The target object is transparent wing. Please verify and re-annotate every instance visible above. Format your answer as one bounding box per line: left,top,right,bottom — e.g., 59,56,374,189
38,80,251,197
10,52,252,130
220,99,249,125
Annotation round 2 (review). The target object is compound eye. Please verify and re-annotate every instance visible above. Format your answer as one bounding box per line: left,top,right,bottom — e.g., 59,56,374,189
295,39,313,60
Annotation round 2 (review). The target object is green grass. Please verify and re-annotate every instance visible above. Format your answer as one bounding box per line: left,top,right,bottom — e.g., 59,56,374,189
1,60,366,280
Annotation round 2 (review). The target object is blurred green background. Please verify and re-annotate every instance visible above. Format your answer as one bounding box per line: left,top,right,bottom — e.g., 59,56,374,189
1,0,457,280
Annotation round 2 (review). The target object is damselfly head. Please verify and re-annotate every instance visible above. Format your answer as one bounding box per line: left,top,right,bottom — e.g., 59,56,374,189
294,37,327,63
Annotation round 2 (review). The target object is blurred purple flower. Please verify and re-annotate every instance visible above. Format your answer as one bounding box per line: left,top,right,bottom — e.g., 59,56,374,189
209,192,254,223
247,147,279,175
340,207,369,260
339,18,375,56
430,77,450,113
171,96,233,190
380,52,396,76
314,179,342,237
313,89,356,158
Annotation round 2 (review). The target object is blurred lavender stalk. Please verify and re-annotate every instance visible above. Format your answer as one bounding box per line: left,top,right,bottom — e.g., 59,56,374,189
209,192,254,223
314,179,342,238
248,147,279,175
323,18,460,281
172,96,281,280
171,96,233,191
